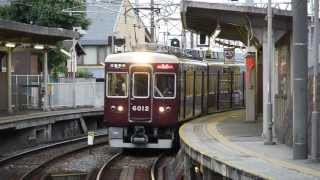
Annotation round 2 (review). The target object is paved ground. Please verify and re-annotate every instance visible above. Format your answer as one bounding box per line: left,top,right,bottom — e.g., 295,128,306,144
0,108,104,123
0,107,103,130
180,110,320,180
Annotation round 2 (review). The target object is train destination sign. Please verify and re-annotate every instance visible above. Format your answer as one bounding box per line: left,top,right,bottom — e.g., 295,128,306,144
156,64,174,70
224,48,235,64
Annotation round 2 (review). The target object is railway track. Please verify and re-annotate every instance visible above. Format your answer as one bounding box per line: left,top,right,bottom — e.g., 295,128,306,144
20,140,108,180
0,130,108,180
96,151,166,180
0,129,108,166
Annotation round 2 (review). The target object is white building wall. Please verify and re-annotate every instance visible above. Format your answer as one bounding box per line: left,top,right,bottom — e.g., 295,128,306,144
115,0,147,51
83,46,97,65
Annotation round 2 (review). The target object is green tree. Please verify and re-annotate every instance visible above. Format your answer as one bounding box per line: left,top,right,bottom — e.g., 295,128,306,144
0,0,90,76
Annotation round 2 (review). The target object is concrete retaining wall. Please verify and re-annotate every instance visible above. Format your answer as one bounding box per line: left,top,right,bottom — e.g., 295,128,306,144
0,115,103,155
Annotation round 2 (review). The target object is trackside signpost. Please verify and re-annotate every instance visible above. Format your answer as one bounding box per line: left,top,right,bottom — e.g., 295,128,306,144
88,131,95,154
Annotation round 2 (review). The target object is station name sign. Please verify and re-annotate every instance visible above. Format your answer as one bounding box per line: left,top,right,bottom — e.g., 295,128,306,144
224,48,235,64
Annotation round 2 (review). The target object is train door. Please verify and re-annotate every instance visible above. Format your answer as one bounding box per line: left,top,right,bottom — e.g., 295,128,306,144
129,65,152,122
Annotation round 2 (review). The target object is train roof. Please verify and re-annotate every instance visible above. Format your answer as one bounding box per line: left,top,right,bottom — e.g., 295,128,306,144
105,52,180,64
207,61,245,67
105,52,245,67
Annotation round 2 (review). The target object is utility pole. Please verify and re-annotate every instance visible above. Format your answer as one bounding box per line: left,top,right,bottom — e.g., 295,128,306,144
182,29,186,49
265,0,275,145
190,32,194,49
150,0,155,43
43,49,49,111
311,0,319,160
112,34,115,54
72,38,77,108
135,0,139,16
292,0,308,159
7,47,13,114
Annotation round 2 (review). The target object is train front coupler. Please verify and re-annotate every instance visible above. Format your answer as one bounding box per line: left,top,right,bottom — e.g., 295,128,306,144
130,126,149,144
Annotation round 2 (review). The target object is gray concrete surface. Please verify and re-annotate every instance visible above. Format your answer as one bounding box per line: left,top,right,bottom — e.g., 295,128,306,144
0,108,104,155
180,110,320,180
0,107,103,130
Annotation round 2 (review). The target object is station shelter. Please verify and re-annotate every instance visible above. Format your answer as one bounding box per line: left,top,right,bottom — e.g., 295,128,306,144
0,19,79,114
181,1,298,150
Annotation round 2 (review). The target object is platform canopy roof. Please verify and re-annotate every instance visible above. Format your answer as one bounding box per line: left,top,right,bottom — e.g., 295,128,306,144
0,19,79,46
180,0,292,45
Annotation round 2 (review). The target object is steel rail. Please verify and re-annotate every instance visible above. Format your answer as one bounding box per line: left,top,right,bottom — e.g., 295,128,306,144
0,132,107,166
20,138,108,180
150,153,165,180
96,152,123,180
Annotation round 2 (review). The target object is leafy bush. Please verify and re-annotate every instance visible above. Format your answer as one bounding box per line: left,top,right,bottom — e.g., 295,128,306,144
76,69,93,78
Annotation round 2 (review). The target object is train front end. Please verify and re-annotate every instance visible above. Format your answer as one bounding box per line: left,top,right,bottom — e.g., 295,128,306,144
104,52,179,149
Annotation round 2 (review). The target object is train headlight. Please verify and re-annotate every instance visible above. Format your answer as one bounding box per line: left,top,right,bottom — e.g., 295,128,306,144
166,106,171,112
111,105,116,112
117,105,124,112
159,106,165,113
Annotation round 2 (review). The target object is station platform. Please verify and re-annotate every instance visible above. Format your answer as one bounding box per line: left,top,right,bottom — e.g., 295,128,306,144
180,110,320,180
0,107,103,130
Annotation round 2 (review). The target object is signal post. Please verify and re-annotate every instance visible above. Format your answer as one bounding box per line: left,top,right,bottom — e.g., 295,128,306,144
245,47,257,122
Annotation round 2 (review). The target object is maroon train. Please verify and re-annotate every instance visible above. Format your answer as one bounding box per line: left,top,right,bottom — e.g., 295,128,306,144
104,51,244,148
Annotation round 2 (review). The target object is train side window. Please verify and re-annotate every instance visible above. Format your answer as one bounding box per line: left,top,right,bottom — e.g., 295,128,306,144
106,72,128,98
186,71,194,97
195,72,202,96
154,73,176,98
133,72,150,98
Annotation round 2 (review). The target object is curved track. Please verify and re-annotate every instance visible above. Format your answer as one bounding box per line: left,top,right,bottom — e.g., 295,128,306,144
20,139,108,180
0,130,108,166
151,154,165,180
0,131,108,180
96,151,165,180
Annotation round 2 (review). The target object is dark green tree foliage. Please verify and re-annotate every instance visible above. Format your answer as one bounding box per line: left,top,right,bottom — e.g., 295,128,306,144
0,0,89,29
0,0,90,77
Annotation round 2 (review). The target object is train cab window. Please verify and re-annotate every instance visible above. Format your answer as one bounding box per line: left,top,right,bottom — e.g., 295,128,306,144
154,73,176,98
133,73,150,98
107,73,128,97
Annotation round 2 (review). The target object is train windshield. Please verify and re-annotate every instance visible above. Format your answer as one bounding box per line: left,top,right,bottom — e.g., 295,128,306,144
154,73,176,98
107,73,128,97
133,73,150,98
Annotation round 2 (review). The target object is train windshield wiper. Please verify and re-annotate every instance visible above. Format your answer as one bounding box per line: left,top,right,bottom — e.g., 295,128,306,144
154,86,164,97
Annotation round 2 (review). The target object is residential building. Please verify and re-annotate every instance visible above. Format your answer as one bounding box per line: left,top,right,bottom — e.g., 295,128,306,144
79,0,150,79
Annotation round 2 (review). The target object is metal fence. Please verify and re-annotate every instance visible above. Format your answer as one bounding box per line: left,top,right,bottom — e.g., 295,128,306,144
12,75,42,110
48,82,104,108
11,75,104,110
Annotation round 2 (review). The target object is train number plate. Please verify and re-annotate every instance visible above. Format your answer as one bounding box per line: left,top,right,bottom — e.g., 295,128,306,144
132,105,149,112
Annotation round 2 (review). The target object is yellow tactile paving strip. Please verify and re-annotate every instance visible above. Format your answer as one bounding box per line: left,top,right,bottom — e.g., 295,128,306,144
180,110,320,179
206,111,320,177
